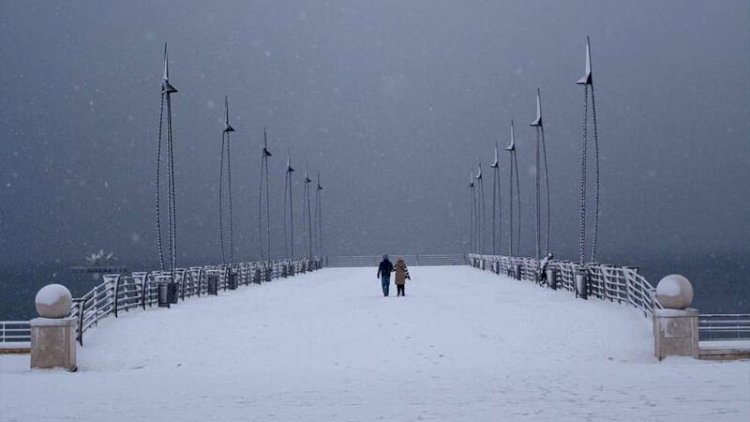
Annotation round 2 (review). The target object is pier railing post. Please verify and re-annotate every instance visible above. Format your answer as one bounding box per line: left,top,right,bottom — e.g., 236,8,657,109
653,275,698,360
31,284,77,372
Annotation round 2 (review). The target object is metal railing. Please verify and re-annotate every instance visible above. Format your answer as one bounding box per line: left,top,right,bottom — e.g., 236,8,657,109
1,257,323,346
468,253,662,318
7,254,747,346
0,321,30,343
326,254,466,268
699,314,750,340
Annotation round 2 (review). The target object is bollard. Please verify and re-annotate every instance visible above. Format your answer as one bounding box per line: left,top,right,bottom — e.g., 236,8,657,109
653,275,698,360
207,274,219,295
575,270,588,299
31,284,77,371
546,268,557,290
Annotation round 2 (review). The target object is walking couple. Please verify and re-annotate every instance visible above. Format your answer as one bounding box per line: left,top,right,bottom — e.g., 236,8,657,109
377,255,410,297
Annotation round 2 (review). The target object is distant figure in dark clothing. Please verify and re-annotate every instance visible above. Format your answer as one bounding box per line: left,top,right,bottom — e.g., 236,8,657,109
538,252,554,285
394,257,411,296
377,255,394,296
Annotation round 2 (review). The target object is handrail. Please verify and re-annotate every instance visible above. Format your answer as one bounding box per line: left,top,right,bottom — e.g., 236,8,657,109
699,314,750,340
0,321,31,343
468,253,662,318
326,254,466,267
4,255,745,344
0,257,323,346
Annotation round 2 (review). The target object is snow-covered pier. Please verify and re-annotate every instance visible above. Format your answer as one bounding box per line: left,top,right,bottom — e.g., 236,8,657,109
1,265,748,421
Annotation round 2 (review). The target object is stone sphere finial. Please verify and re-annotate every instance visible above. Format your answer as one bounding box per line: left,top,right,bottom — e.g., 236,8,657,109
656,274,694,310
35,284,73,318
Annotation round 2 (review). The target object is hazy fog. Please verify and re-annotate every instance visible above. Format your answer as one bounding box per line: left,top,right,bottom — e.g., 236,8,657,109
1,0,748,268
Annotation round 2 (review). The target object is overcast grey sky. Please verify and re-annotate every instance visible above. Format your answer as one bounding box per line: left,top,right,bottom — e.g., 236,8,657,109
1,0,748,267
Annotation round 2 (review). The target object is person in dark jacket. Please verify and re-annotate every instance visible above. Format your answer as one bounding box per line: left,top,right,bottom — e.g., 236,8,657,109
377,255,394,297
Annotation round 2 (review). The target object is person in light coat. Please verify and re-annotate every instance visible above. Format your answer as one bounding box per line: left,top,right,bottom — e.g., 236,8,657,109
393,257,411,297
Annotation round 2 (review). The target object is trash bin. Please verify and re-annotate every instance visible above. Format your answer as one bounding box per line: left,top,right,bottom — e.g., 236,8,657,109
207,274,219,295
265,266,272,282
575,270,588,299
514,264,522,280
289,263,295,277
167,281,178,304
158,282,170,308
546,268,557,290
253,268,261,284
227,270,238,290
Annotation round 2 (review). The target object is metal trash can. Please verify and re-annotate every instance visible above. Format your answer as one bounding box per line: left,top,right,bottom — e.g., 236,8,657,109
514,264,522,280
167,281,178,304
265,266,272,282
207,274,219,296
158,282,170,308
546,268,557,290
575,270,588,299
281,265,288,278
253,268,261,284
227,271,238,290
289,264,295,276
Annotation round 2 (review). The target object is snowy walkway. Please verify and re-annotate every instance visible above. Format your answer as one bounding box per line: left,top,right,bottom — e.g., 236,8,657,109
1,266,748,421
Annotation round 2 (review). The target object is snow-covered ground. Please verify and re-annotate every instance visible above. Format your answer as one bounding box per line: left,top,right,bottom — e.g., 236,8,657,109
1,266,748,421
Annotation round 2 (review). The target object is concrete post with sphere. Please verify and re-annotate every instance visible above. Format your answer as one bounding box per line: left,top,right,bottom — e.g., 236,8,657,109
653,275,699,360
30,284,77,371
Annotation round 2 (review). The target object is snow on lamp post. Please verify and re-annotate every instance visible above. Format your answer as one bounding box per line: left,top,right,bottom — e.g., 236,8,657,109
576,36,602,265
468,172,476,254
530,88,552,266
315,172,324,259
219,95,236,264
505,120,521,257
303,166,313,259
490,143,501,255
258,128,272,261
475,158,486,255
283,151,296,260
155,43,179,273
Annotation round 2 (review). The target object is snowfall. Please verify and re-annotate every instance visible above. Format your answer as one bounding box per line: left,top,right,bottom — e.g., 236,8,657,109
1,266,748,421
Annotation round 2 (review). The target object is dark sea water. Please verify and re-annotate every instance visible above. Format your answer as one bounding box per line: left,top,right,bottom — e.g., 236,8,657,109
607,252,749,315
0,254,747,320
